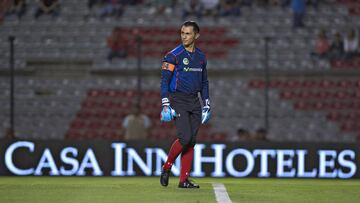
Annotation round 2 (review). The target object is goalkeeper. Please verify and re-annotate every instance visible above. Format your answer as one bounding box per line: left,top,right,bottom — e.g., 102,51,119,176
160,21,211,189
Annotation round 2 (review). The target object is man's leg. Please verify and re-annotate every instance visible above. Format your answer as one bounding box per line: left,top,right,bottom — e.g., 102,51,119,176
163,139,183,170
178,146,199,188
164,109,192,169
178,107,201,188
160,139,183,187
161,109,191,187
179,147,194,183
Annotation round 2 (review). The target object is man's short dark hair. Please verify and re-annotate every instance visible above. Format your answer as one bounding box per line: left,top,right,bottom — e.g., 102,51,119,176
182,21,200,33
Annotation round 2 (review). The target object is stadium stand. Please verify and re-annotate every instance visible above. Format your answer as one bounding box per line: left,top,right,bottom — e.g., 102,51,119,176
249,78,360,141
0,0,359,142
66,88,218,141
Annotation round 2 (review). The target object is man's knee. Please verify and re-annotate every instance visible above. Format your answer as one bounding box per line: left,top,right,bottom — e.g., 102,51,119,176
178,136,196,149
189,137,196,148
178,137,191,148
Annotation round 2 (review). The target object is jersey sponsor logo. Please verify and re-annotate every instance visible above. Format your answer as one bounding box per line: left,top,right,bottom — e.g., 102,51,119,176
183,58,189,65
183,67,202,72
162,62,175,71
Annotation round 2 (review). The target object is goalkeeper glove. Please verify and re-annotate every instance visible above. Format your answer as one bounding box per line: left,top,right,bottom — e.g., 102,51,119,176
201,99,211,124
160,98,177,122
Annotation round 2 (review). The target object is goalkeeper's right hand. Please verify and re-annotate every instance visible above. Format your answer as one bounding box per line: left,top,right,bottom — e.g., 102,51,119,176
160,98,177,122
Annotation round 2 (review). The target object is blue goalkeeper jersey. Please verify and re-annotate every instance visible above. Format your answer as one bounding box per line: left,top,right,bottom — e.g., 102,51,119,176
160,44,209,103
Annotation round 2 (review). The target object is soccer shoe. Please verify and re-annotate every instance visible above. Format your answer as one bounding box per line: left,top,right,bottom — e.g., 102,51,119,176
160,169,170,187
178,179,200,189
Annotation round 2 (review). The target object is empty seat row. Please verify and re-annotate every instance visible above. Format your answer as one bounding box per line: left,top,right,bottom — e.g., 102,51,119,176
280,89,360,100
249,79,360,89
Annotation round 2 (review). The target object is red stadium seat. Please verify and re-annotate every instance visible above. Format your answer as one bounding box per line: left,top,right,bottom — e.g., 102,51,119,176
301,80,317,88
71,120,86,129
248,79,265,88
285,80,302,88
333,90,348,99
315,90,330,99
88,89,101,97
122,26,237,59
77,110,92,119
351,90,360,99
297,90,313,99
65,130,82,139
326,112,342,121
94,111,110,119
87,120,103,129
347,112,360,121
280,90,294,99
319,80,336,88
336,80,353,88
349,7,360,15
269,80,282,88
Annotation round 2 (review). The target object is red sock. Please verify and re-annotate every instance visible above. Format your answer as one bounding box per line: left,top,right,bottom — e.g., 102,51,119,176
163,139,183,170
179,147,194,183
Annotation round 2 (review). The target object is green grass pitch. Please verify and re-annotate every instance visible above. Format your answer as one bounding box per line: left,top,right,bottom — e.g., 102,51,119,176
0,177,360,203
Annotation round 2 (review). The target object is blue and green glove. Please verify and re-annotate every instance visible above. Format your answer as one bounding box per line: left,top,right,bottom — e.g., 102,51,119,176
201,99,211,124
160,98,177,122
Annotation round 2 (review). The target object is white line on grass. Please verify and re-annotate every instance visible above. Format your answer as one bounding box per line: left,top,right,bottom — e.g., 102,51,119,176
212,183,232,203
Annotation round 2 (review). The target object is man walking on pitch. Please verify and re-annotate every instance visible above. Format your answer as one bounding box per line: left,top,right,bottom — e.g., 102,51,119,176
160,21,211,189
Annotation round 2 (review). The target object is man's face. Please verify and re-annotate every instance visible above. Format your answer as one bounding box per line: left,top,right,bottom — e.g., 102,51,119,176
181,25,199,47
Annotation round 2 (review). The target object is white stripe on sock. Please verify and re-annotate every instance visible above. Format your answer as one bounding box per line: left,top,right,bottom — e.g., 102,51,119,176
212,183,232,203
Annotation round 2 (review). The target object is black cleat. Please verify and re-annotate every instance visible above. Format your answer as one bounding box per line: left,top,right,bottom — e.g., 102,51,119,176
178,179,200,189
160,169,170,187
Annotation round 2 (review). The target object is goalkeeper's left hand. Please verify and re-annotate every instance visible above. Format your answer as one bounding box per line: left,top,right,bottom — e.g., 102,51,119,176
201,99,211,124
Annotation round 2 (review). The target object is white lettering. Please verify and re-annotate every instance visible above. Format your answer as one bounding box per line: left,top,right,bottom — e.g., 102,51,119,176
192,144,226,177
253,149,276,177
126,148,152,176
60,147,79,176
5,141,35,175
277,150,295,177
34,149,59,176
318,150,337,178
77,149,103,176
296,150,317,178
111,143,126,176
3,141,358,179
338,150,356,179
226,149,254,177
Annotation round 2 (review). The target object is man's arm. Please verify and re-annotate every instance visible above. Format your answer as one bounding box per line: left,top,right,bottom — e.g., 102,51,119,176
201,57,211,124
160,52,177,122
201,57,209,104
160,53,176,100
